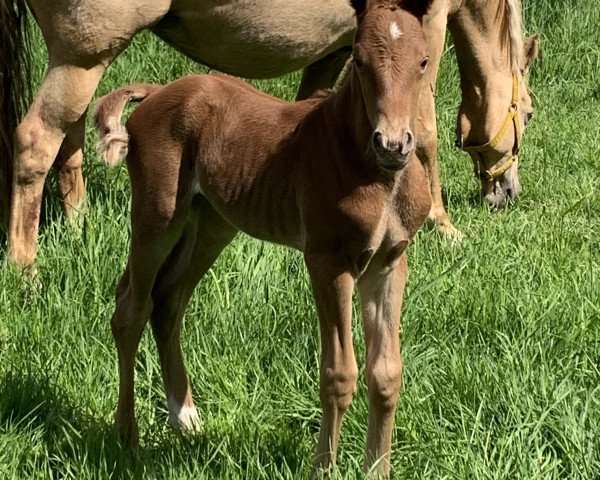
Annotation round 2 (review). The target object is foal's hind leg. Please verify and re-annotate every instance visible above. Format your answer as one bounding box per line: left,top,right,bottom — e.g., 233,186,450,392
112,214,186,445
9,62,105,268
296,48,352,100
54,113,87,221
150,199,237,433
357,253,408,478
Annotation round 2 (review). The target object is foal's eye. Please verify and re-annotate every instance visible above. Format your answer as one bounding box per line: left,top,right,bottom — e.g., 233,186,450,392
420,57,429,72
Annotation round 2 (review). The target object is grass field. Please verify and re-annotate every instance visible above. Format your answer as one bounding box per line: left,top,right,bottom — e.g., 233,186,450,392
1,1,599,478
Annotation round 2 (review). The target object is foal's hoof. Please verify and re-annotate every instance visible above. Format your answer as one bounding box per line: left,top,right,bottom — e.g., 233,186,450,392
168,400,202,435
115,417,140,449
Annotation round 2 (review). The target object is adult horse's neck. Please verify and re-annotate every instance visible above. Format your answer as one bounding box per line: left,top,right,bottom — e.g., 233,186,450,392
448,0,520,141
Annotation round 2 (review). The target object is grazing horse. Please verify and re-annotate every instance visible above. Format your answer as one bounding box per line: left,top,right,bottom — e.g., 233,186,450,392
0,0,537,268
95,0,433,475
420,0,539,237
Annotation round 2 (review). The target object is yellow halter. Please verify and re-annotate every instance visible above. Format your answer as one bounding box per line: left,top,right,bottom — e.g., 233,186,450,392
459,75,522,182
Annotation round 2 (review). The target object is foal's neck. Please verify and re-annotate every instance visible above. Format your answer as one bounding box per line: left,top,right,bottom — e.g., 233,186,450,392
326,69,377,167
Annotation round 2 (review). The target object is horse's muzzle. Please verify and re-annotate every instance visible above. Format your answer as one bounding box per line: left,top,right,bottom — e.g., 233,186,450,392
483,175,521,207
372,129,414,170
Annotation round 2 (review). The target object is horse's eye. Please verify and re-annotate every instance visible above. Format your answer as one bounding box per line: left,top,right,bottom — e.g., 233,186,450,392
354,57,364,71
420,57,429,71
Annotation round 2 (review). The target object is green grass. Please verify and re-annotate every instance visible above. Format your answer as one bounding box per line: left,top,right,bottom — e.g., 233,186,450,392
1,0,599,478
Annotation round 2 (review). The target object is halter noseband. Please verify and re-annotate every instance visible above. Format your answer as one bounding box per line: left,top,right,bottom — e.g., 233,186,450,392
457,75,521,182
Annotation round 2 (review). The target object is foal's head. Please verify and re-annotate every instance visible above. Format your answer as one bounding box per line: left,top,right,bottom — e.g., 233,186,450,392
350,0,433,171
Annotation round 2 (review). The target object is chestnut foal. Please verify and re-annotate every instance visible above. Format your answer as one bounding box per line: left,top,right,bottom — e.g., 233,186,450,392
95,0,433,475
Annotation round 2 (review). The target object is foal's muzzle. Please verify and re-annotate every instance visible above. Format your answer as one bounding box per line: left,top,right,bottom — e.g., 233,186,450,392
372,129,414,170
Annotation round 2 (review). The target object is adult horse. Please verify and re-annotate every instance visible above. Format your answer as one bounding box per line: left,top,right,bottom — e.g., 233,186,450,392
0,0,537,268
420,0,538,239
95,0,433,475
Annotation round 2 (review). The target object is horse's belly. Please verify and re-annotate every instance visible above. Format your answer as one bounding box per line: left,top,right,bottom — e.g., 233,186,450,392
29,0,171,60
207,193,305,251
196,154,305,250
152,0,355,77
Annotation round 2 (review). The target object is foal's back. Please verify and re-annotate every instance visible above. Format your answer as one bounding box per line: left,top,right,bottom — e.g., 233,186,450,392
126,74,320,248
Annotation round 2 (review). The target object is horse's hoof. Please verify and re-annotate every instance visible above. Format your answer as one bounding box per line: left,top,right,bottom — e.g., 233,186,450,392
115,417,140,449
65,201,88,230
438,223,465,245
168,399,202,435
10,262,42,293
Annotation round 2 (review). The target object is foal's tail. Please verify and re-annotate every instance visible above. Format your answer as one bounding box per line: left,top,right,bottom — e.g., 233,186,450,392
94,84,163,167
0,0,32,230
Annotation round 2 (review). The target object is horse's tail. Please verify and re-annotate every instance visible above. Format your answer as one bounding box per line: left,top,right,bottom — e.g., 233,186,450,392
93,84,163,167
0,0,32,230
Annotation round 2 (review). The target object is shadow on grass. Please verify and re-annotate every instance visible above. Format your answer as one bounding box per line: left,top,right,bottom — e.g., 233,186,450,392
442,187,484,209
443,186,527,212
0,371,307,478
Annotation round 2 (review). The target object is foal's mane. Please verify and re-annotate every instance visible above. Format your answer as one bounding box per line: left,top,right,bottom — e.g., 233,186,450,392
500,0,524,74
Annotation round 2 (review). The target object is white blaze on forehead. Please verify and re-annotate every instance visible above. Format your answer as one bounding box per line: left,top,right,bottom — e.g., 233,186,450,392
390,22,403,40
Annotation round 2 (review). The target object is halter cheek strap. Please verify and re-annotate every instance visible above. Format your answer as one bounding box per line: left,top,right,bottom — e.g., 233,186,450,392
460,75,522,182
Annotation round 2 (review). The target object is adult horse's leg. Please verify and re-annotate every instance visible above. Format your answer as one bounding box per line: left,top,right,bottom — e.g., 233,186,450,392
9,62,105,268
296,48,352,100
150,198,237,433
357,253,407,477
8,0,170,268
305,252,358,475
417,7,463,241
0,0,31,232
54,113,87,220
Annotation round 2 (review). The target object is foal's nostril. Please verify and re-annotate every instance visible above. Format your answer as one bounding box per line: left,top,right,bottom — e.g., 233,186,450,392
524,112,534,125
373,130,414,157
400,130,414,156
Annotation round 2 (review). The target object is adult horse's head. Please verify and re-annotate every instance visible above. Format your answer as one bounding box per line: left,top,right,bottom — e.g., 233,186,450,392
350,0,434,172
452,0,540,207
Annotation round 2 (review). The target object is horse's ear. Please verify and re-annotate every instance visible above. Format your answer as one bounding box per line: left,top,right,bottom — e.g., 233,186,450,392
400,0,434,18
523,34,540,72
349,0,367,17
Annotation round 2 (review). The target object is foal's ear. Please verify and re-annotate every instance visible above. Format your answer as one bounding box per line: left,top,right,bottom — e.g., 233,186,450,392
523,34,540,72
349,0,367,17
400,0,434,18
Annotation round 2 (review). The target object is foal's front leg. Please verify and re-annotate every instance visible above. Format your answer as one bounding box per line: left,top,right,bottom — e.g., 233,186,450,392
357,254,408,477
150,202,238,433
305,252,359,476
